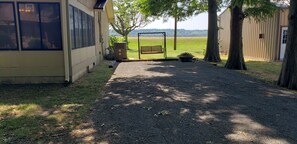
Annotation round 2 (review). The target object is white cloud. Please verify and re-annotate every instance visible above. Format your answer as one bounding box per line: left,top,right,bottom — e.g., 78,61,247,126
142,12,209,30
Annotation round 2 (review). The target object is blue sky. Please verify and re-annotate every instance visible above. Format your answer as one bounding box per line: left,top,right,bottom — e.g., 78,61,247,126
143,0,290,30
142,12,209,30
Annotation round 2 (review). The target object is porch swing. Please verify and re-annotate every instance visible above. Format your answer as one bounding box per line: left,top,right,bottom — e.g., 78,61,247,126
137,32,167,59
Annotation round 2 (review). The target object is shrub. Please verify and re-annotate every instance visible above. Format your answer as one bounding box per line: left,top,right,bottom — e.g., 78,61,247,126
105,35,119,60
108,35,119,52
177,52,194,58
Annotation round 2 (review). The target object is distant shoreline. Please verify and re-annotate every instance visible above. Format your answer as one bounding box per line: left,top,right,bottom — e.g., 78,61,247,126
110,29,208,37
128,36,207,38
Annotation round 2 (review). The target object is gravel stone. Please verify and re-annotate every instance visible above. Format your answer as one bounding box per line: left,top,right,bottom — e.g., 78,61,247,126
92,61,297,144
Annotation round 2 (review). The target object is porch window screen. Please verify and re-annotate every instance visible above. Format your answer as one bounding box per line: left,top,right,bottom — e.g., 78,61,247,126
18,2,62,50
0,2,18,50
74,8,82,48
88,15,95,46
69,6,75,49
82,13,88,47
69,5,95,49
91,16,95,45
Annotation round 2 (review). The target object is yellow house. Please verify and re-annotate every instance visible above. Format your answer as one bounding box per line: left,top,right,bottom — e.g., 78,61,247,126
219,4,289,61
0,0,114,84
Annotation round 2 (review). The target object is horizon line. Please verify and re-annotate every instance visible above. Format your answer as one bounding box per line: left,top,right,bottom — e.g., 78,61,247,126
110,28,208,31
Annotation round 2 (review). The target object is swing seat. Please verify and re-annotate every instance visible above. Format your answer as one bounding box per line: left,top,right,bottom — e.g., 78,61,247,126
141,45,163,54
137,32,167,59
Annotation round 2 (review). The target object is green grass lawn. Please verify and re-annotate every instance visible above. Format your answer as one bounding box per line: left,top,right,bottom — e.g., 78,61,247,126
0,61,114,143
217,60,282,84
127,36,282,84
127,37,207,59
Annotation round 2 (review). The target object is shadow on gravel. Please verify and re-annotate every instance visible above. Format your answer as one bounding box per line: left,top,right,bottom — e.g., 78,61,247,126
92,61,297,144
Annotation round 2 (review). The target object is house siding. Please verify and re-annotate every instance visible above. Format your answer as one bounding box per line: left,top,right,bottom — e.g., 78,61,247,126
68,0,112,82
95,11,103,62
100,10,110,56
69,0,98,82
279,8,289,26
0,51,65,83
0,0,65,84
242,13,279,61
219,8,288,61
218,9,231,55
0,0,113,83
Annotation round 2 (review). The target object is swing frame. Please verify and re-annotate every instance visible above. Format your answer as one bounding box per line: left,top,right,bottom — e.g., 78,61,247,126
138,32,167,59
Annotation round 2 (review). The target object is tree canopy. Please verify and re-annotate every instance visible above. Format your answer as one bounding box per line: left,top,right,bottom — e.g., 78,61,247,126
138,0,206,21
111,0,151,45
232,0,278,21
138,0,207,50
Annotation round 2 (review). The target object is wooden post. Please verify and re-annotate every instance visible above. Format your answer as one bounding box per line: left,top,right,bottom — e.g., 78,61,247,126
138,33,141,59
174,16,177,51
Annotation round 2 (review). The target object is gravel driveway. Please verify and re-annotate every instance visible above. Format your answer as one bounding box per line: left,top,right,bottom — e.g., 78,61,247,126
92,61,297,144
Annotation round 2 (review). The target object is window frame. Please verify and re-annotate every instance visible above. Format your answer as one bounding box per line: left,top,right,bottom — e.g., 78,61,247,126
0,2,19,51
17,2,63,51
40,3,63,50
69,5,95,50
282,30,288,44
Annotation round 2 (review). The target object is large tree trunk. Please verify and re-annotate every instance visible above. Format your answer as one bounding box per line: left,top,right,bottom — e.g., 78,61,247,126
124,34,128,44
278,0,297,90
124,35,128,42
225,4,247,70
123,34,129,49
204,0,221,62
174,16,177,51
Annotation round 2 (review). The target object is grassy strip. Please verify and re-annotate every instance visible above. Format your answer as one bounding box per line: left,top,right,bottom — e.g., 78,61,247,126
127,37,207,59
240,61,282,84
0,61,114,143
216,59,282,84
